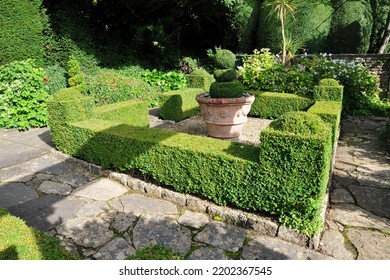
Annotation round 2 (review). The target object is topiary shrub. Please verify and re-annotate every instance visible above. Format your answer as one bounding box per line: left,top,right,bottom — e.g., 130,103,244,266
209,81,245,98
209,49,244,98
67,55,87,93
327,0,373,53
0,59,49,130
215,49,237,69
0,0,44,65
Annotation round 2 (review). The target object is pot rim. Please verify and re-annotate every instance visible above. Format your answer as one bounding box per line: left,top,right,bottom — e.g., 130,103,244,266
195,93,255,105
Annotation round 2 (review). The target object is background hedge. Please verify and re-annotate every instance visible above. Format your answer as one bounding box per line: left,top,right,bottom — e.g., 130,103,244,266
0,0,44,65
248,91,314,119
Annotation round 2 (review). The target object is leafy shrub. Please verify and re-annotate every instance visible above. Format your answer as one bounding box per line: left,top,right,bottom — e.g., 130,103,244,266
0,60,49,130
86,69,160,107
141,69,187,92
44,65,68,95
179,57,200,74
239,50,389,116
238,49,314,96
215,49,237,69
0,0,44,65
67,55,87,93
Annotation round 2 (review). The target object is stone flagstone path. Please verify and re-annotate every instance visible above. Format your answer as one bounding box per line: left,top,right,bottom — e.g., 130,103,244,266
0,116,389,260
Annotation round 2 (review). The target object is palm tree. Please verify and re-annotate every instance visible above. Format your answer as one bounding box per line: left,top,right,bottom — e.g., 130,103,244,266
263,0,297,64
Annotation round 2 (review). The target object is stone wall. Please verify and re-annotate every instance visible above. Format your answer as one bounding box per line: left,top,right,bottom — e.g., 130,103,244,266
331,54,390,99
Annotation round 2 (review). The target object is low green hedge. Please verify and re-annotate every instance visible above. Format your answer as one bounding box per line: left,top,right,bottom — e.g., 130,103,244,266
308,101,342,144
47,91,336,236
313,79,344,102
159,88,203,122
93,100,149,127
248,91,314,119
0,208,77,260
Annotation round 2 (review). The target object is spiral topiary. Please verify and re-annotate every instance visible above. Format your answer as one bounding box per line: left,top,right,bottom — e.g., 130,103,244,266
209,49,244,98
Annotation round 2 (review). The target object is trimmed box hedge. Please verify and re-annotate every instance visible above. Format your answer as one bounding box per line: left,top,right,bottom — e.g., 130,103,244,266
186,69,214,92
248,91,314,119
159,88,203,122
308,101,342,144
47,88,339,236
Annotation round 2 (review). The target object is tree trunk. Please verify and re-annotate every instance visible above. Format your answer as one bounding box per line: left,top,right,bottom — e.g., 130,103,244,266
281,10,286,64
378,11,390,54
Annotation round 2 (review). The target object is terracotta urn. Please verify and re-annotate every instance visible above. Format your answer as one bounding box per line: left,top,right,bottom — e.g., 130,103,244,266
196,93,255,139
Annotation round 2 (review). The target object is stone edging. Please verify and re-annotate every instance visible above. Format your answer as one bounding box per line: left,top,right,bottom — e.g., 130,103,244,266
49,147,332,250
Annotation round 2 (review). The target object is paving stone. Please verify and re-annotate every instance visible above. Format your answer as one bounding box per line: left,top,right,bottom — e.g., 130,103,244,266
132,215,192,255
60,240,79,257
18,154,74,174
347,229,390,260
330,188,355,204
0,140,47,168
93,237,136,260
53,172,95,188
246,216,279,236
355,173,390,189
319,230,355,260
187,247,229,260
75,201,110,217
72,178,128,201
0,166,34,183
8,195,86,231
328,204,390,232
36,173,54,180
118,194,179,216
56,216,114,248
161,188,187,206
111,212,137,233
242,235,331,260
0,182,38,208
349,185,390,218
332,169,357,186
194,221,247,252
38,181,72,196
178,210,209,229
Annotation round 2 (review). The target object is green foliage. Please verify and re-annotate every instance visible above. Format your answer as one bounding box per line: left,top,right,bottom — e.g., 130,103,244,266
209,81,244,98
179,57,200,74
142,69,187,92
186,69,214,92
126,244,183,260
159,88,204,122
67,55,87,93
269,111,327,135
327,0,373,54
215,49,237,69
298,55,389,116
308,101,342,143
238,49,314,96
93,100,149,127
214,69,238,82
248,91,314,119
287,0,333,54
0,59,49,130
0,208,77,260
313,78,343,101
43,65,68,95
0,0,44,65
85,69,160,107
